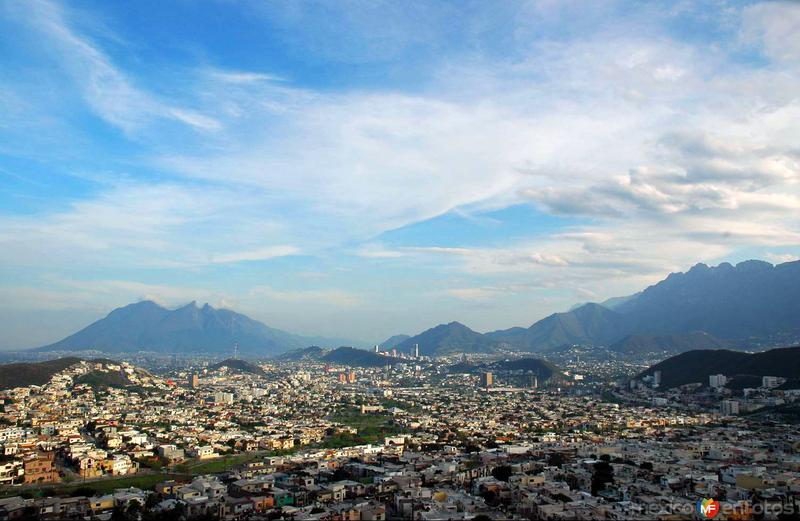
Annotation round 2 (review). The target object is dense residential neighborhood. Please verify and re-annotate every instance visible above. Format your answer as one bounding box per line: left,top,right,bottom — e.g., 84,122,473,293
1,355,799,520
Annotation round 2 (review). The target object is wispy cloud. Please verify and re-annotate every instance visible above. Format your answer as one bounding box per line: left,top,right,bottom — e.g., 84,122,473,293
4,0,219,134
1,0,799,342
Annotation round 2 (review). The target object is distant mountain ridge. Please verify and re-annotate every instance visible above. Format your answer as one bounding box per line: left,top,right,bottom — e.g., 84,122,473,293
487,303,627,351
36,301,351,356
401,259,800,356
609,331,729,355
379,334,411,350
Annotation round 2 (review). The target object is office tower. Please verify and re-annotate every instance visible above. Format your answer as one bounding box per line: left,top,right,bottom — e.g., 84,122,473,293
481,372,493,388
190,374,199,389
414,343,420,358
338,372,347,384
653,371,661,388
348,370,356,383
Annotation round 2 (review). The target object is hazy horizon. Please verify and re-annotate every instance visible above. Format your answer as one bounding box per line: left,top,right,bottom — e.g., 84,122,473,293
1,1,799,349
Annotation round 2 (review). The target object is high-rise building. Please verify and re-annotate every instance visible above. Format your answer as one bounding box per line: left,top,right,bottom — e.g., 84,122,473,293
212,391,234,405
189,374,199,389
414,343,420,358
481,372,493,388
709,374,727,389
338,372,347,384
720,399,739,416
348,370,357,383
391,349,397,358
374,344,379,353
653,371,661,388
762,376,779,388
530,375,538,389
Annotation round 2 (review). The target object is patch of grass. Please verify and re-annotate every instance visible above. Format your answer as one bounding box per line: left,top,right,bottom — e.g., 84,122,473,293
182,452,262,474
1,473,183,499
328,406,405,444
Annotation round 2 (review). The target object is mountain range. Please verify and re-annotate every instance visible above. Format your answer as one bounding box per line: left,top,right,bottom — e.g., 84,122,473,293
31,259,800,358
36,301,353,356
397,259,800,356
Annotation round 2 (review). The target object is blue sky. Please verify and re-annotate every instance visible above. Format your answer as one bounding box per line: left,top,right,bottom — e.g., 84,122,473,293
1,0,799,349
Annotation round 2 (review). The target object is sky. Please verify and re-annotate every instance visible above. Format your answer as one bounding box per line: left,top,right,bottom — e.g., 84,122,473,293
0,0,799,349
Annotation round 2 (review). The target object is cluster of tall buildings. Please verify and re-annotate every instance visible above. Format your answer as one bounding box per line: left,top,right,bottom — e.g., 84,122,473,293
374,343,421,359
338,371,357,384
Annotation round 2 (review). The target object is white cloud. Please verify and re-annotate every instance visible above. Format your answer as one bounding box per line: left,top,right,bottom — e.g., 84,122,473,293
1,0,800,341
4,0,220,134
741,1,800,63
210,246,299,264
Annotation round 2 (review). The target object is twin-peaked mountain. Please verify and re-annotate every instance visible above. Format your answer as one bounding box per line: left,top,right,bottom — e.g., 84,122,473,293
36,301,351,356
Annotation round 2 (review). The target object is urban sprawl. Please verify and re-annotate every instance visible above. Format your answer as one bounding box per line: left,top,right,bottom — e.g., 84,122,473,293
1,349,799,520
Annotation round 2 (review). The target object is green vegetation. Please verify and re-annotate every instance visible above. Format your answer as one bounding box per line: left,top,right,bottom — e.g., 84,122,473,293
74,370,131,390
0,473,183,499
0,357,82,390
177,452,263,475
328,406,406,444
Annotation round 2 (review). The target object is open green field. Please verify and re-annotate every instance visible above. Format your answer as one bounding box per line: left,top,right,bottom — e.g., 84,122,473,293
328,406,405,444
177,452,265,475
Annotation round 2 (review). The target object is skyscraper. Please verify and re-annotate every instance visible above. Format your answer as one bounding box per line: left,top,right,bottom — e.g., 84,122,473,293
190,374,199,389
481,372,493,388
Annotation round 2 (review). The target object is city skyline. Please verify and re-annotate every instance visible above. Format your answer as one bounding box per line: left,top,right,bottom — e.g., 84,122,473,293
2,0,800,349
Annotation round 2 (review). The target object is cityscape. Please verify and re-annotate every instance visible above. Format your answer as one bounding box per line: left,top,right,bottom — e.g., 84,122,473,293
2,0,800,520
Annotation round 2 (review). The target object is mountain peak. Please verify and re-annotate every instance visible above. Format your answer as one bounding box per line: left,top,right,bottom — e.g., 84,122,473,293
687,262,710,273
735,259,772,272
36,300,346,355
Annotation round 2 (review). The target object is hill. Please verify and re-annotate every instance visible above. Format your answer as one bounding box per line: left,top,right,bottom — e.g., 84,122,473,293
396,322,498,356
609,331,729,355
74,369,134,390
322,346,399,368
490,358,563,381
0,357,82,390
35,301,347,356
637,346,800,389
444,357,565,384
274,346,326,362
209,358,266,376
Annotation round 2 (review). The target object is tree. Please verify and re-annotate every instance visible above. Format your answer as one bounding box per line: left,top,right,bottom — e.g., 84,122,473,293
491,465,513,482
591,461,615,496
